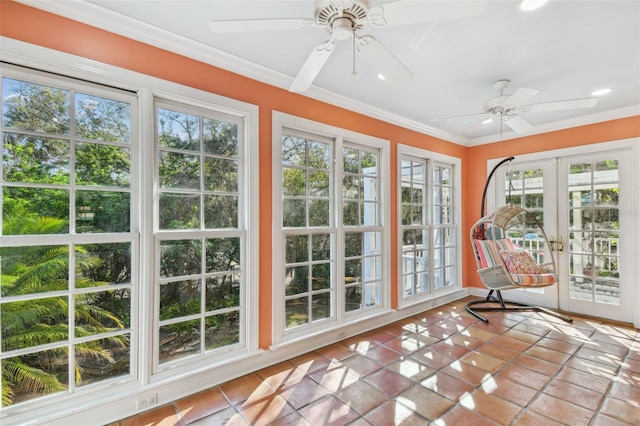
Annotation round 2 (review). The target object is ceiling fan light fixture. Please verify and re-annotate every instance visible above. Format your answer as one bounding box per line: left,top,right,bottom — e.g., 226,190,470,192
331,17,354,40
591,88,612,96
519,0,549,12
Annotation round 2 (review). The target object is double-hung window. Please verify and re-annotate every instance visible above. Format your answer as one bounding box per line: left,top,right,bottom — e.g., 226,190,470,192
154,99,251,371
0,67,137,406
274,112,389,344
0,59,258,417
399,145,461,306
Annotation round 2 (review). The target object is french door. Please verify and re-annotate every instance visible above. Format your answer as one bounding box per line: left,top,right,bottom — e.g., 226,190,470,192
492,145,634,323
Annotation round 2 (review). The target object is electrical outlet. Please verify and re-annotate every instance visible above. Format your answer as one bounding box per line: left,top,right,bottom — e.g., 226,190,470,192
136,393,158,410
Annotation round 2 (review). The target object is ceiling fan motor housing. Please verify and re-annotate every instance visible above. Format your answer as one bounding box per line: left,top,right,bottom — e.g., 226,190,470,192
484,95,514,115
316,0,368,38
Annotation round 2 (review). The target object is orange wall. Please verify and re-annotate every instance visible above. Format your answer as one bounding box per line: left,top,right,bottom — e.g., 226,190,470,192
2,1,638,346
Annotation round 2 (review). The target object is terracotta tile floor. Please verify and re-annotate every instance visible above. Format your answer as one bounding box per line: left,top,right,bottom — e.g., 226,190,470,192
115,298,640,425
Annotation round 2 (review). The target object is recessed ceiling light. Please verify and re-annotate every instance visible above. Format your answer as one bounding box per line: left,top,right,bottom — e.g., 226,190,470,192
377,73,386,80
482,118,493,124
519,0,550,11
591,88,612,96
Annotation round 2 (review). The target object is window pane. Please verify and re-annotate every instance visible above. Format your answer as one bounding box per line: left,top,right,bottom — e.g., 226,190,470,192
204,195,238,229
2,187,69,234
76,190,130,233
363,256,380,282
206,274,240,311
311,292,330,321
159,151,200,190
203,118,237,157
345,259,362,280
283,167,306,196
345,285,362,312
157,108,200,151
76,93,131,143
160,280,201,320
160,239,201,278
309,171,329,197
205,311,240,350
286,234,308,264
75,243,131,287
311,234,331,261
343,175,358,199
76,142,130,187
362,201,378,226
363,178,377,201
1,297,69,351
206,237,241,272
75,289,131,334
1,348,69,403
309,199,329,227
283,199,306,227
2,78,70,134
361,151,377,174
285,266,308,296
282,136,306,167
159,319,200,363
312,263,331,291
285,297,309,328
2,133,70,184
204,157,238,193
343,148,359,173
0,244,69,296
75,334,130,387
343,201,358,226
345,232,362,257
159,193,200,230
308,141,330,169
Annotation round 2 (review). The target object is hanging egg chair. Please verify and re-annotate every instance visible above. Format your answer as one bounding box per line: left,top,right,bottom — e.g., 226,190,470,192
467,157,572,323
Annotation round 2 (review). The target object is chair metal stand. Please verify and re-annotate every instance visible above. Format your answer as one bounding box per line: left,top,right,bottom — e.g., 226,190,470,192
465,290,573,323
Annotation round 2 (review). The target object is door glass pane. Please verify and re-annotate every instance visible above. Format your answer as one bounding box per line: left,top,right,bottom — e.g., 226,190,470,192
567,160,620,305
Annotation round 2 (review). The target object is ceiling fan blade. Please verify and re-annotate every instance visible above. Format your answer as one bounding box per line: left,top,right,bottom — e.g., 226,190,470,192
503,114,534,134
453,117,487,137
210,18,315,33
289,41,335,93
523,97,598,113
356,36,412,82
502,88,539,108
368,0,487,27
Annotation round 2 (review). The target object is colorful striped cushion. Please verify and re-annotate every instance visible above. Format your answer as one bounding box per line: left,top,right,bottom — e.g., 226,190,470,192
474,239,515,268
510,273,558,286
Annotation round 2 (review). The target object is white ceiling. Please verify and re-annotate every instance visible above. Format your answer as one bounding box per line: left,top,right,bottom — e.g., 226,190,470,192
22,0,640,145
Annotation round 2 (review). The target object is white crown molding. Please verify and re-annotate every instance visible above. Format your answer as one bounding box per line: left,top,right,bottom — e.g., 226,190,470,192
14,0,467,145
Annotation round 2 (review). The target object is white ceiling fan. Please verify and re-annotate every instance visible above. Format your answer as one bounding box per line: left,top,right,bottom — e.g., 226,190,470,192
437,79,598,136
210,0,487,93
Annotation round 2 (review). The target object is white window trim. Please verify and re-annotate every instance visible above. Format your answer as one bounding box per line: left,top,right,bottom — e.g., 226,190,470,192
397,144,462,309
272,111,391,347
0,37,260,425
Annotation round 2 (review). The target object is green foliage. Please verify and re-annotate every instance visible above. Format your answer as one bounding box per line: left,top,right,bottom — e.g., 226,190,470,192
0,216,128,406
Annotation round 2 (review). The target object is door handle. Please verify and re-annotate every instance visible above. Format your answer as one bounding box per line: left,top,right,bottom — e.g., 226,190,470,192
549,236,564,253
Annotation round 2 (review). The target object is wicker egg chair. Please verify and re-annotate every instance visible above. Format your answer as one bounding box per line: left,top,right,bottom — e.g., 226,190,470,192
467,157,572,323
